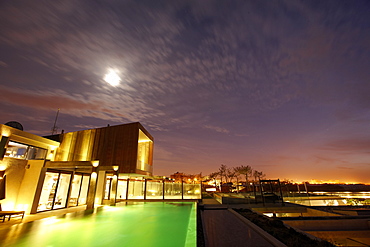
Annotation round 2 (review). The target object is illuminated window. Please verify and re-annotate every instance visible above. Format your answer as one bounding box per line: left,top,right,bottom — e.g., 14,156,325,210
137,130,152,171
5,141,47,160
37,171,89,212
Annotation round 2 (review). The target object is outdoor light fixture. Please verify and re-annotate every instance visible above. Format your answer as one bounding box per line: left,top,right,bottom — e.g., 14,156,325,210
113,165,119,171
92,161,99,173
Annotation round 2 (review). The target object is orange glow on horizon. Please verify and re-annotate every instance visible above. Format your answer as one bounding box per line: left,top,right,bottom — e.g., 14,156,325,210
289,179,369,185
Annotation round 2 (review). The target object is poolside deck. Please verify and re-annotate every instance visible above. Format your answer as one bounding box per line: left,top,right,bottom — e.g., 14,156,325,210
0,205,89,230
200,199,286,247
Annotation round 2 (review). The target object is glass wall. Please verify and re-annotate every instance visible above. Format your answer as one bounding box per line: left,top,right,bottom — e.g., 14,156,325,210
53,173,71,209
115,179,202,200
146,180,163,199
69,174,82,207
183,184,202,199
136,130,152,172
38,172,59,211
78,175,90,205
164,182,183,199
5,141,47,160
128,180,145,199
38,171,90,212
117,179,128,200
104,176,113,200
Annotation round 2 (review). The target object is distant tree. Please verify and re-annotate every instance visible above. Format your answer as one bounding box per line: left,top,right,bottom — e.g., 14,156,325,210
225,167,237,183
235,165,253,191
233,167,241,192
253,170,266,182
208,171,219,187
218,164,227,185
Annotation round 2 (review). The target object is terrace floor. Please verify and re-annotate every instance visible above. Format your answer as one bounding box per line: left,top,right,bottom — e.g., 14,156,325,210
199,199,286,247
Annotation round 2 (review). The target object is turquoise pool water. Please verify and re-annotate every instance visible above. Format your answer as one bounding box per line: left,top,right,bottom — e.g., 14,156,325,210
0,202,196,247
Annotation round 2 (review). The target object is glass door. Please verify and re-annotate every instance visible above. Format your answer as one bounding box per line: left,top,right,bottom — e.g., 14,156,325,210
53,173,71,209
69,174,82,207
37,171,72,212
38,172,59,211
78,175,90,205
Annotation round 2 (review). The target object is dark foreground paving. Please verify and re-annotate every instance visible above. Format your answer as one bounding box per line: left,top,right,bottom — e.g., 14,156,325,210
201,208,277,247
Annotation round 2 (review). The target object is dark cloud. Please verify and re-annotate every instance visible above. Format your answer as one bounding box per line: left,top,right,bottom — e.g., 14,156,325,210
1,0,369,181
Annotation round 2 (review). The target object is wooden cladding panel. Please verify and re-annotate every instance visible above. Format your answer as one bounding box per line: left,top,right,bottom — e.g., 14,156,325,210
54,122,152,174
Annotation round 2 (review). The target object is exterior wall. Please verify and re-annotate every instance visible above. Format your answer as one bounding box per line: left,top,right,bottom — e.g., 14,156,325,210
0,124,60,161
95,170,106,205
54,122,153,176
0,122,155,213
16,160,45,213
0,157,27,210
0,124,59,211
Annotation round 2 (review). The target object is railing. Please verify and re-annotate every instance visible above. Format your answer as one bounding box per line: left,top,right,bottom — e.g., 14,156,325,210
116,179,202,200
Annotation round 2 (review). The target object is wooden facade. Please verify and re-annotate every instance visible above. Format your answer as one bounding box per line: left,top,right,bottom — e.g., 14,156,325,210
54,122,153,176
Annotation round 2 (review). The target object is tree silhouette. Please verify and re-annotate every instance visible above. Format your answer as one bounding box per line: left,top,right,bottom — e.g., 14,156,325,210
235,165,253,191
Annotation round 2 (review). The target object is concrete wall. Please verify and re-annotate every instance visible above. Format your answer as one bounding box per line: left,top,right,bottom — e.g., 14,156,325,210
95,170,106,205
16,160,45,213
0,157,27,210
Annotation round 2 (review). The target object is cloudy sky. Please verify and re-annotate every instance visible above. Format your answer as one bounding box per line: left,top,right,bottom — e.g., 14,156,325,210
1,0,369,183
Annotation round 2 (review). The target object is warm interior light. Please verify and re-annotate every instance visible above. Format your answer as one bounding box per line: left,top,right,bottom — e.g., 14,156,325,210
92,161,99,167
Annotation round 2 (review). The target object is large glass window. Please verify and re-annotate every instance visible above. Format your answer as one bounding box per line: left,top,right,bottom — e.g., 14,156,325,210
78,175,90,205
117,179,128,200
69,175,82,207
5,141,47,160
38,171,88,212
27,146,47,160
104,175,113,199
137,130,152,172
53,173,71,209
38,172,59,211
164,182,182,199
146,180,163,199
128,180,144,199
183,184,202,199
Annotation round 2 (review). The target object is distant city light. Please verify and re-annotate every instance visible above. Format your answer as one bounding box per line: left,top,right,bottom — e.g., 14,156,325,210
104,69,121,86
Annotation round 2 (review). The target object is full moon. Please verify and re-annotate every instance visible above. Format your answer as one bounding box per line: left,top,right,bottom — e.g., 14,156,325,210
104,69,121,86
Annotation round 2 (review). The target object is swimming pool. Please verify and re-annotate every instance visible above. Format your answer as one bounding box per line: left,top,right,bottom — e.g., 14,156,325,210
0,202,196,247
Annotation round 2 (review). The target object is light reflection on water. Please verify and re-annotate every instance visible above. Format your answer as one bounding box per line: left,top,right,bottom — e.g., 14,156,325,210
0,202,196,247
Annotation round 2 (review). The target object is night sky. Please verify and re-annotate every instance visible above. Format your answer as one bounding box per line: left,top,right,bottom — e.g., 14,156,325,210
1,1,369,183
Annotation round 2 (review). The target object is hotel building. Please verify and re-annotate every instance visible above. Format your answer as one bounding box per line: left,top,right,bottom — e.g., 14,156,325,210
0,122,201,214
